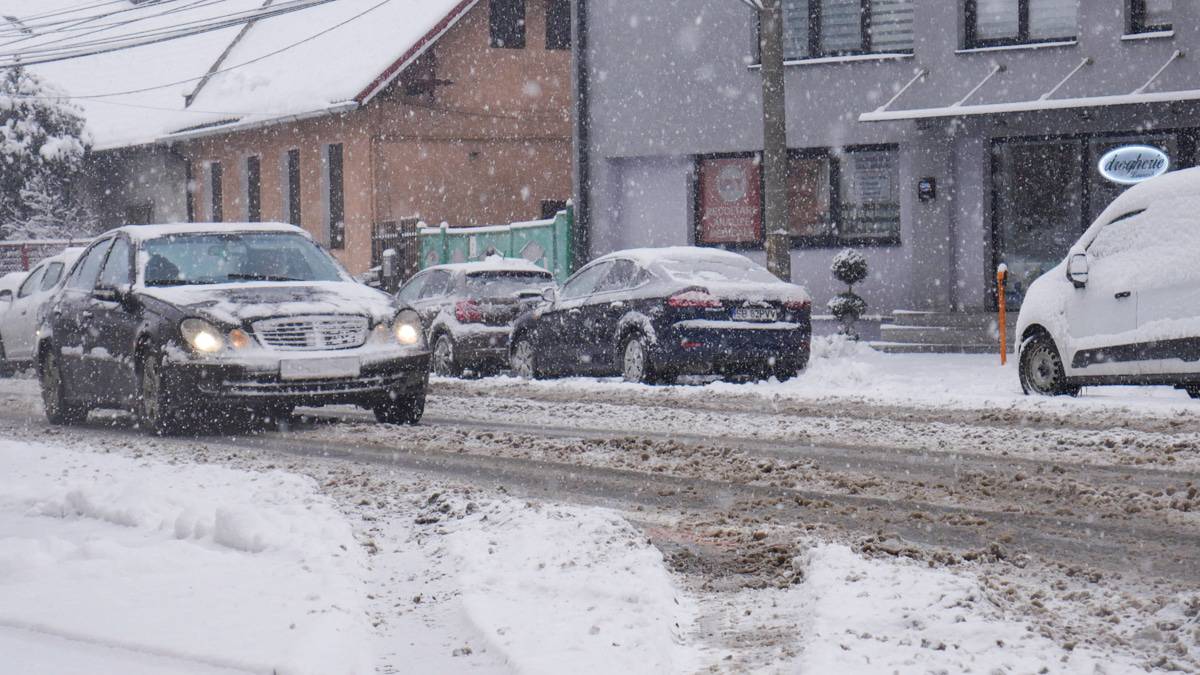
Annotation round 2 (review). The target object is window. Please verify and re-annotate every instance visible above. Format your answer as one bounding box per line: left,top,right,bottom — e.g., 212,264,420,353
546,0,570,50
1130,0,1170,34
185,160,195,223
66,239,114,292
417,270,452,299
40,262,65,291
246,155,261,222
490,0,525,48
18,267,47,299
787,152,833,238
326,143,345,250
781,0,914,60
285,149,302,226
209,161,223,222
124,202,153,225
397,274,426,303
97,237,133,289
964,0,1077,48
594,260,642,293
541,199,568,220
559,262,612,300
695,155,763,247
838,147,900,241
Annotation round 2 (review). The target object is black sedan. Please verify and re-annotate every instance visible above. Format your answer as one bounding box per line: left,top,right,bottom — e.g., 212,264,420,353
509,247,811,383
38,223,430,434
397,258,554,376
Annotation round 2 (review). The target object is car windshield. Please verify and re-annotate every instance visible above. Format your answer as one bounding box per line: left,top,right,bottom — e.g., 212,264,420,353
141,232,344,286
465,271,553,296
657,256,779,285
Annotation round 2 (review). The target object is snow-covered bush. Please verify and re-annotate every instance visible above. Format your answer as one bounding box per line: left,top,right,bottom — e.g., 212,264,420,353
0,66,95,240
828,249,868,339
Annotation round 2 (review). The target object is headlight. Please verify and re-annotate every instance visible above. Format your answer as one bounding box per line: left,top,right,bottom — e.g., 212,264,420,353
180,318,225,354
393,310,423,346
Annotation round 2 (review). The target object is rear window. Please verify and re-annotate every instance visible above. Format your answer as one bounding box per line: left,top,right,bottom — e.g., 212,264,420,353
657,256,778,285
465,271,553,296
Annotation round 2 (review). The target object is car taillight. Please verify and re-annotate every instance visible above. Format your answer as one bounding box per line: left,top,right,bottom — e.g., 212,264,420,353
784,299,811,312
668,287,722,309
455,299,484,323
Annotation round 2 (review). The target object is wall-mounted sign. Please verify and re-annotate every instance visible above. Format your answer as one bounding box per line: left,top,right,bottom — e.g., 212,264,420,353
1098,145,1170,185
696,156,762,246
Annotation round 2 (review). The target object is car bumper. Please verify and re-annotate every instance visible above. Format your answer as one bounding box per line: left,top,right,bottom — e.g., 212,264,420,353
168,351,430,407
454,328,512,365
656,321,810,373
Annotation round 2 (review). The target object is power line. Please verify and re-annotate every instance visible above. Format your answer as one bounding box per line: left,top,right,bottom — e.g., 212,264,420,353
0,0,232,53
0,0,200,44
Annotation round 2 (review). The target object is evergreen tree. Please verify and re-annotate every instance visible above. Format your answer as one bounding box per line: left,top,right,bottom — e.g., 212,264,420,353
0,65,95,240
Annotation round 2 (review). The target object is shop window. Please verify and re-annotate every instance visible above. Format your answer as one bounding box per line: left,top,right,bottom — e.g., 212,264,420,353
694,155,764,248
780,0,914,60
325,143,345,250
838,147,900,242
1129,0,1171,34
964,0,1076,48
787,153,833,238
209,161,223,223
245,155,261,222
546,0,570,50
490,0,525,49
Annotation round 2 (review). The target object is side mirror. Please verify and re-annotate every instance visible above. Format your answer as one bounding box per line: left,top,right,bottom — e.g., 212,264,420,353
1067,253,1089,289
541,287,558,304
93,284,132,304
0,290,11,304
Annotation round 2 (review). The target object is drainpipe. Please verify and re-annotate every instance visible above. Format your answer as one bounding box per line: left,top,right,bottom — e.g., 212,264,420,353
571,0,591,272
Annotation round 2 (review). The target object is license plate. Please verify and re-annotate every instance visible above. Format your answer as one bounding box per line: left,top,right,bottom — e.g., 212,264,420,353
280,357,361,381
732,307,778,322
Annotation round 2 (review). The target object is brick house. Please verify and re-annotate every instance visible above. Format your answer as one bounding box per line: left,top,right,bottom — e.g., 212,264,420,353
158,0,573,274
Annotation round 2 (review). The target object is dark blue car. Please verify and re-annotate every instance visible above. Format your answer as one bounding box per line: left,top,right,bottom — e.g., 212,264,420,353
509,247,811,384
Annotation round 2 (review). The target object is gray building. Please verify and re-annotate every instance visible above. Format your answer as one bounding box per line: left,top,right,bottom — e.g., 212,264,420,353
572,0,1198,344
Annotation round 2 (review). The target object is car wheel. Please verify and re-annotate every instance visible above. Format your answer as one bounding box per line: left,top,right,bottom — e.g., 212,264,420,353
374,391,425,425
431,334,461,377
137,350,186,435
1019,334,1079,397
621,334,660,384
772,358,803,382
40,347,88,425
510,336,540,379
0,340,14,378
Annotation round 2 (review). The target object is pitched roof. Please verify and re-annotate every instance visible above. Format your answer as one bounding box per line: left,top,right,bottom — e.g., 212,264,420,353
3,0,476,150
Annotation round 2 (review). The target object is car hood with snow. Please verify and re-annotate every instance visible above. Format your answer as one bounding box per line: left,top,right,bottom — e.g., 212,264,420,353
138,280,399,327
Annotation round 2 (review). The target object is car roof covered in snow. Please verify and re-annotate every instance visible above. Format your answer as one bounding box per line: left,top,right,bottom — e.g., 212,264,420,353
108,222,310,243
1092,167,1200,229
38,247,86,267
424,257,552,276
595,246,761,268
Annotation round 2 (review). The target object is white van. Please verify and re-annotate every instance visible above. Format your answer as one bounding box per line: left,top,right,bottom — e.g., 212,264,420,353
1015,167,1200,398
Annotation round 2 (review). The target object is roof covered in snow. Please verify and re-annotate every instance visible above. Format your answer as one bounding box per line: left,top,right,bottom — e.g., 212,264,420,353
2,0,474,149
425,257,552,275
111,222,309,242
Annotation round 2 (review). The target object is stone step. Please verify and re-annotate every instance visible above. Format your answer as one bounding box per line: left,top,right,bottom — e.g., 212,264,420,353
890,310,1017,329
879,324,1004,346
869,341,1011,355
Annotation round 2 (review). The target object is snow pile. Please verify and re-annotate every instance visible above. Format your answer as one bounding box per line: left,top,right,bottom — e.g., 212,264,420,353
437,499,698,674
0,440,371,675
794,544,1141,673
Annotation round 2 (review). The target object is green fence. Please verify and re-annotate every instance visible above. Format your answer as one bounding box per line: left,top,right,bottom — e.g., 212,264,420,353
417,206,574,282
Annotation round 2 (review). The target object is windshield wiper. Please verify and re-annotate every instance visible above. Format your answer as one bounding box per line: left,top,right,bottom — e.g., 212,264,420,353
146,279,209,287
225,273,301,282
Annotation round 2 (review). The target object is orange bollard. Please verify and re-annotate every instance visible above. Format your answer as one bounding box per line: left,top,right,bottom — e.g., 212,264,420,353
997,264,1008,366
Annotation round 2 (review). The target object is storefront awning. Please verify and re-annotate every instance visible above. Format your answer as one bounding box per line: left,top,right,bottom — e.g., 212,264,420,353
860,50,1194,123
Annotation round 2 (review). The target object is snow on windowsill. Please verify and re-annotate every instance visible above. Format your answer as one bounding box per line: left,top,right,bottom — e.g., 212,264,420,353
955,39,1077,54
746,52,913,70
1121,30,1174,41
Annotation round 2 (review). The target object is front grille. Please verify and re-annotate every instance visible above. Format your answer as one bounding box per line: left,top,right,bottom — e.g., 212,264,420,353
251,315,369,351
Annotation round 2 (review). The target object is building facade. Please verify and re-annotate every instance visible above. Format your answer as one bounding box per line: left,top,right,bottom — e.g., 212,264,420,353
573,0,1200,320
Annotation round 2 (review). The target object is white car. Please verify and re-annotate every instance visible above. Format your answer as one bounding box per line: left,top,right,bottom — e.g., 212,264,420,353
0,247,84,372
1015,168,1200,398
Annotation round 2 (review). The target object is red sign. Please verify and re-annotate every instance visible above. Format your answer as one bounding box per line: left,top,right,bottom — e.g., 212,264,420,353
697,156,762,245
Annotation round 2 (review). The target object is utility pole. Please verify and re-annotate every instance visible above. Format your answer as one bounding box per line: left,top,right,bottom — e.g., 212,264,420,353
756,0,791,281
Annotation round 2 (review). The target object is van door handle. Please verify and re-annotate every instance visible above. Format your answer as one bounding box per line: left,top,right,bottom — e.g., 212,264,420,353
1114,291,1131,299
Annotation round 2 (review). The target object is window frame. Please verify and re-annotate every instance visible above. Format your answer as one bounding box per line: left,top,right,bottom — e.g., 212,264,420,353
774,0,915,62
963,0,1076,49
1129,0,1171,34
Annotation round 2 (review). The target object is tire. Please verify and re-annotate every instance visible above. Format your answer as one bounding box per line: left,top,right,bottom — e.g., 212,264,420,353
374,391,425,425
137,350,186,436
510,335,541,379
40,347,88,425
1186,387,1200,400
621,334,662,384
772,358,803,382
1019,333,1080,397
0,340,14,378
431,333,461,377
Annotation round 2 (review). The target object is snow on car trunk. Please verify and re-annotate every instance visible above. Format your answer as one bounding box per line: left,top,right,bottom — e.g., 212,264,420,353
0,440,371,675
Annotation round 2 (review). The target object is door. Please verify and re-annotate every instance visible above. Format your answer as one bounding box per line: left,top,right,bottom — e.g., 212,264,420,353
88,236,139,405
586,259,644,371
1063,210,1144,376
2,264,48,361
540,261,612,373
53,238,114,391
993,139,1085,307
411,269,453,328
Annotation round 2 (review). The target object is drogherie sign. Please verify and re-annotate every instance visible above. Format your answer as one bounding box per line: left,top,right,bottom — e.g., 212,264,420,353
697,156,762,245
1098,145,1170,185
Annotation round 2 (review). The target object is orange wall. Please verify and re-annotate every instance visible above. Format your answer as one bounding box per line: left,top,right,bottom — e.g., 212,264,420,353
179,0,571,274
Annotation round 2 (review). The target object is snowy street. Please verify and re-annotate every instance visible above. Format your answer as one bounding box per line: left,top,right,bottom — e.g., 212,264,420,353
1,343,1198,673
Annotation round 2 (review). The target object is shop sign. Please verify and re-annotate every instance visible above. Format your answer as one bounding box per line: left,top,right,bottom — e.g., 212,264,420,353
697,156,762,245
1098,145,1169,185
